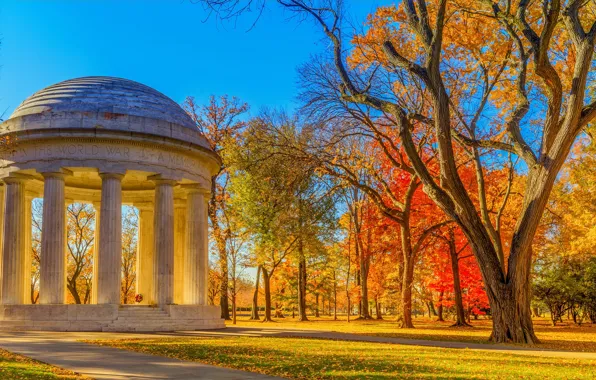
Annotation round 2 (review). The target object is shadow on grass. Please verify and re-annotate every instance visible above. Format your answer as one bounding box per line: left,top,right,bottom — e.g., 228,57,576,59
94,336,596,380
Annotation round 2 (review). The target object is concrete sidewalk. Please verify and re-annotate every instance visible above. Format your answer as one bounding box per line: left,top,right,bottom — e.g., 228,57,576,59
0,331,281,380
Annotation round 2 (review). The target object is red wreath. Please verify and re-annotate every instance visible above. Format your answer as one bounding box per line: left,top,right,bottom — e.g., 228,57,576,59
134,294,143,303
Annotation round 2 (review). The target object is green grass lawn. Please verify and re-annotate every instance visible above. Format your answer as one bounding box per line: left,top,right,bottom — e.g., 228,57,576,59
231,315,596,352
92,336,596,379
0,348,87,379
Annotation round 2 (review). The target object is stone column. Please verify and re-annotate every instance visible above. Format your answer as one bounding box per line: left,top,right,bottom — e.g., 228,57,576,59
1,176,27,304
91,201,100,304
183,186,208,305
201,193,209,305
135,202,154,305
39,172,67,304
23,193,33,304
173,200,186,304
0,185,5,300
64,198,73,303
152,178,176,305
96,173,123,304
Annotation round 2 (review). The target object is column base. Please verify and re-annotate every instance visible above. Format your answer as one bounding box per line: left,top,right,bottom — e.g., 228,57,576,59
0,304,225,332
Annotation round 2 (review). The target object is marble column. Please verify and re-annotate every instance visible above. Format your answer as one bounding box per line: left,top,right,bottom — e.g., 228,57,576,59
184,186,208,305
0,185,5,300
152,178,176,305
135,202,154,305
1,176,27,304
91,201,100,304
97,173,123,304
23,194,33,304
173,200,186,304
39,172,67,304
200,193,209,305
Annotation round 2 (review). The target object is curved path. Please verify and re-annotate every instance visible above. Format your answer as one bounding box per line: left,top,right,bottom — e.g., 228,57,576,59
0,331,280,380
0,326,594,380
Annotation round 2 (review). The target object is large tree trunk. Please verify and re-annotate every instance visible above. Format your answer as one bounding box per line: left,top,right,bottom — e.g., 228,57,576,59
436,290,445,322
250,265,261,320
356,223,371,319
298,247,309,321
262,268,273,322
398,256,415,328
397,217,415,328
448,233,470,327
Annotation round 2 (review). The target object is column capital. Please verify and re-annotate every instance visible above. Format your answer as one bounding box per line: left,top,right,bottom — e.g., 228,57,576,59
2,173,35,184
148,174,177,186
99,172,125,181
41,168,73,179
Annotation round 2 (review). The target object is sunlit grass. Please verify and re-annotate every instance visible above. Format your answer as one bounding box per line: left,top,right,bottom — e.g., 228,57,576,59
93,336,596,379
229,315,596,352
0,348,87,379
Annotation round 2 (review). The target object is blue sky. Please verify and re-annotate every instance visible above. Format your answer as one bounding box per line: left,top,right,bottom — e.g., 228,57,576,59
0,0,389,119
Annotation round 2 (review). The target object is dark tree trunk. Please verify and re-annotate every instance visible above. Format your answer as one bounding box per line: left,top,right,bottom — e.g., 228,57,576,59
397,255,415,328
67,281,82,304
232,294,237,325
298,240,309,321
250,265,261,320
448,232,471,327
429,301,437,316
437,290,445,322
333,271,338,320
315,293,320,317
262,268,273,322
375,297,383,320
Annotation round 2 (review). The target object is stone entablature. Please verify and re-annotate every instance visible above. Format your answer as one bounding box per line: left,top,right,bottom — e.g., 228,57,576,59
0,76,223,332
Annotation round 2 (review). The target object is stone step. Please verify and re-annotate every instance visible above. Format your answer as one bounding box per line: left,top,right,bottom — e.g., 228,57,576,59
118,310,168,313
117,318,169,321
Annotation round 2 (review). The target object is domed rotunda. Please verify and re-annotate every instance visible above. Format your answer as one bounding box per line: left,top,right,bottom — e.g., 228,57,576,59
0,77,224,331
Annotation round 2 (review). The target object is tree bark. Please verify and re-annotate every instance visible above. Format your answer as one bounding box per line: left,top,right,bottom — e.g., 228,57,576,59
298,245,309,321
232,293,237,325
375,297,383,320
437,290,445,322
67,281,82,304
333,270,338,320
399,256,415,328
250,265,261,320
448,232,471,327
262,268,273,322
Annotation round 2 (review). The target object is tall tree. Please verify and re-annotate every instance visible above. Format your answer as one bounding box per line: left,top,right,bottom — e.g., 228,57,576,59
202,0,596,342
183,95,249,320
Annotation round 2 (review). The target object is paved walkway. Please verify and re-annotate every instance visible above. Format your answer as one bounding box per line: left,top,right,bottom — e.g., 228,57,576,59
173,326,596,360
0,331,281,380
1,326,595,380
